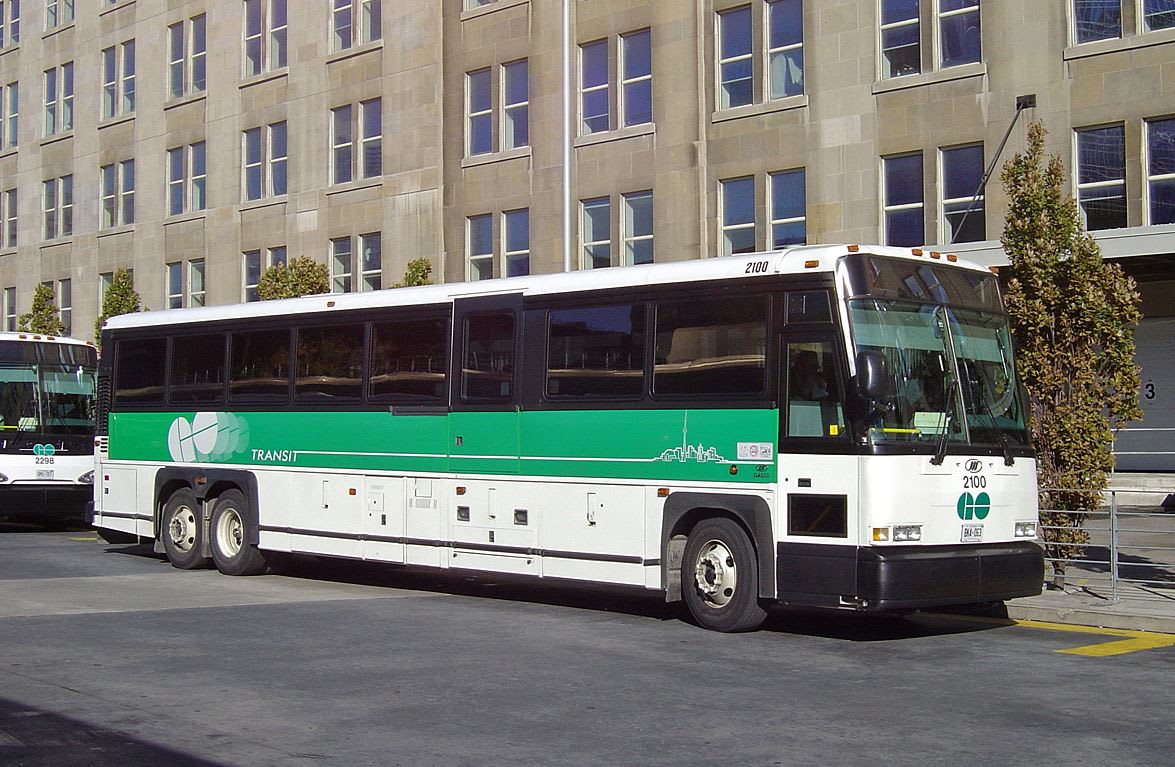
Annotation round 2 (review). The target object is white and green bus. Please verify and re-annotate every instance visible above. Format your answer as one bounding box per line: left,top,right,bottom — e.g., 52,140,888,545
0,333,97,520
90,245,1042,631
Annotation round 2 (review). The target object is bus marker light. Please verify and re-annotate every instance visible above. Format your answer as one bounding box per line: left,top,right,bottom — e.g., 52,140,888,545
657,488,669,497
327,301,336,308
1015,521,1037,538
847,244,860,252
930,251,941,259
947,254,958,262
911,249,923,256
729,465,738,475
893,525,921,542
348,488,357,496
872,527,890,542
804,260,819,269
456,486,466,495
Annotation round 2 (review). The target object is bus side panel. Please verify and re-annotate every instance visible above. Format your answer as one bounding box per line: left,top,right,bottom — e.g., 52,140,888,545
538,481,646,586
94,465,139,537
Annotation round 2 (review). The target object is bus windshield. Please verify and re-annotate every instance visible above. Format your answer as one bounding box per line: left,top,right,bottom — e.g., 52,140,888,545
0,357,96,436
847,298,1029,449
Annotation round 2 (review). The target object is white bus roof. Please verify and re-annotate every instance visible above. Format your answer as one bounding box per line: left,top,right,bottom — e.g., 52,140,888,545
0,332,96,347
105,244,997,331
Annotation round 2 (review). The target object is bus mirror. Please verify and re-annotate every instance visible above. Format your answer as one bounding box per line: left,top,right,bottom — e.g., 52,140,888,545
856,350,891,400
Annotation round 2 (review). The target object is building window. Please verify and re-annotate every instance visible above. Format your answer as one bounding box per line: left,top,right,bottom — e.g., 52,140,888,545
167,260,205,309
718,3,802,109
3,286,14,331
242,246,287,302
45,0,72,31
581,197,611,269
721,177,755,255
1145,0,1175,31
98,271,112,309
770,169,806,247
43,62,73,136
57,278,71,335
718,7,753,108
332,99,381,184
244,121,288,201
1076,125,1126,230
622,191,654,265
883,153,924,247
939,0,981,68
1147,118,1175,225
102,40,135,119
1073,0,1121,43
244,0,287,77
333,0,381,52
467,68,493,154
504,209,530,277
941,144,985,243
101,159,135,229
881,0,980,78
42,174,72,240
190,259,206,307
880,1,920,77
768,0,804,99
169,15,207,100
503,60,529,150
167,142,207,216
579,40,609,133
330,233,381,292
1,82,17,148
621,30,653,127
577,29,654,134
1,188,15,248
466,60,528,155
166,262,182,308
467,214,493,281
1,1,21,48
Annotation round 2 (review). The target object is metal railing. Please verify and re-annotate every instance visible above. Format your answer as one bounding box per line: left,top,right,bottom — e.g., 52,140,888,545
1039,487,1175,603
1112,426,1175,464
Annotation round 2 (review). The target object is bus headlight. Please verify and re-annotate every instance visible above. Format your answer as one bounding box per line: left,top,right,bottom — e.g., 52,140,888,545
78,471,94,484
893,525,922,542
1014,521,1037,538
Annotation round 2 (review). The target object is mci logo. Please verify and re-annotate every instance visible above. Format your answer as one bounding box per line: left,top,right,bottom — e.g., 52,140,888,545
957,492,991,520
964,459,984,473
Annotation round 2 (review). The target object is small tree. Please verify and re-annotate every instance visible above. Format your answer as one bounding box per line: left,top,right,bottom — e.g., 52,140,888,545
1000,121,1143,587
257,256,330,300
18,283,66,336
394,257,433,288
95,268,142,345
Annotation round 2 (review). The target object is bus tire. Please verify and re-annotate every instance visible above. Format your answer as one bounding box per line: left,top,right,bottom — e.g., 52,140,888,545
161,488,209,570
682,517,767,632
209,489,268,576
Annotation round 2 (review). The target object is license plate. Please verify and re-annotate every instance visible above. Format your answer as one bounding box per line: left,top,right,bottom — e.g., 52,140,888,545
36,469,54,480
961,523,983,543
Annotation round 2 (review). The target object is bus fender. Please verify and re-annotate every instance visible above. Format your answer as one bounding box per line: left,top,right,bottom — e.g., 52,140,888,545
661,492,776,602
152,468,262,546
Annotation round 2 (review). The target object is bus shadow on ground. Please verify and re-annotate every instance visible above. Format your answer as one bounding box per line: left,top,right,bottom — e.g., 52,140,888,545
0,697,226,767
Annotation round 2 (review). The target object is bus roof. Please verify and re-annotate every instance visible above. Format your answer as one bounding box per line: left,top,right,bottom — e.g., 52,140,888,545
0,332,96,347
104,244,997,331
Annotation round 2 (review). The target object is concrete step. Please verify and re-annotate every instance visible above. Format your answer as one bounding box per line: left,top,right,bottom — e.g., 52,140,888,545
1107,473,1175,508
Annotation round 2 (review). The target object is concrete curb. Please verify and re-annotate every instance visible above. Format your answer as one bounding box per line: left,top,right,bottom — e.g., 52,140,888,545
1002,598,1175,635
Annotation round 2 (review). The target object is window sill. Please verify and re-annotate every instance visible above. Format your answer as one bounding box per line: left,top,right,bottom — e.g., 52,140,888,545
39,237,73,250
164,92,206,112
871,61,986,95
326,178,383,197
240,196,288,212
1064,27,1175,60
0,44,19,58
711,95,807,124
97,225,135,239
98,113,135,130
42,22,76,41
0,147,15,160
40,132,74,148
0,247,14,256
573,122,655,149
99,0,136,17
164,212,206,226
326,40,384,65
461,145,532,168
461,0,529,22
240,69,289,90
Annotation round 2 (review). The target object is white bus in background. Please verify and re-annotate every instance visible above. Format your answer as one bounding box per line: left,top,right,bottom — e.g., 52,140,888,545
0,333,98,522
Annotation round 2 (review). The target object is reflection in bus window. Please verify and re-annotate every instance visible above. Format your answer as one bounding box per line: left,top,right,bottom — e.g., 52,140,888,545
462,312,514,402
115,338,167,404
230,329,290,401
41,365,96,434
170,333,226,404
0,366,39,431
785,340,846,438
654,296,767,396
370,318,448,402
546,304,645,398
296,324,364,400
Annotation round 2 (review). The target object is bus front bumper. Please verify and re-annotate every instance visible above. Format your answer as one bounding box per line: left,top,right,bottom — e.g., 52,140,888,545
0,484,93,518
776,541,1045,610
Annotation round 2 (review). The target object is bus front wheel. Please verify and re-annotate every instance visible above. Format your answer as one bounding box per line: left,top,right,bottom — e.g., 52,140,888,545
209,490,268,576
161,488,210,570
682,518,767,632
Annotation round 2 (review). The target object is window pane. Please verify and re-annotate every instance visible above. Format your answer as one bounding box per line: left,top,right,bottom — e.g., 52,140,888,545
1077,126,1125,185
115,337,167,404
170,333,225,403
881,0,919,25
769,0,803,48
1145,0,1175,30
885,154,923,206
582,89,609,133
331,238,352,293
719,6,752,59
886,208,925,247
505,208,529,253
942,144,983,200
786,340,847,438
469,214,492,256
721,58,753,108
462,311,514,401
940,5,981,67
722,177,754,226
546,304,646,398
1149,118,1175,177
769,48,804,99
370,317,448,402
623,79,651,126
295,324,364,399
1080,185,1127,230
581,40,608,89
624,192,653,238
623,31,651,79
771,169,805,221
1074,0,1121,42
469,68,491,112
230,329,290,401
654,296,767,396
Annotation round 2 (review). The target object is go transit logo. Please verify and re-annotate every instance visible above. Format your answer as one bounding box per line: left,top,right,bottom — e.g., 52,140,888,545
32,443,56,457
957,492,991,520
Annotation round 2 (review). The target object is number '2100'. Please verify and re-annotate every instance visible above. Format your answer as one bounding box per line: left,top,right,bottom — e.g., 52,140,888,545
963,475,986,489
745,261,769,274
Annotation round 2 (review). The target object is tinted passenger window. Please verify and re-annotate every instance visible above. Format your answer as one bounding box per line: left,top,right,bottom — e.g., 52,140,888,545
170,333,225,404
786,291,832,323
546,304,645,398
462,312,514,402
295,324,364,400
230,329,290,401
114,338,167,405
654,296,767,396
370,318,448,402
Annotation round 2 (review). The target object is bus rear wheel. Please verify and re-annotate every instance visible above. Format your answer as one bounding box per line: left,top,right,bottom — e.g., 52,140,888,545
682,518,767,632
161,488,209,570
209,490,268,576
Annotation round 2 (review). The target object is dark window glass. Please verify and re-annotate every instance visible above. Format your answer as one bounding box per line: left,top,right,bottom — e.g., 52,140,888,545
654,296,767,396
1074,0,1121,43
169,333,225,403
370,317,448,402
115,337,167,404
462,311,514,402
786,291,832,323
230,329,290,401
788,495,848,537
295,324,364,400
546,304,645,398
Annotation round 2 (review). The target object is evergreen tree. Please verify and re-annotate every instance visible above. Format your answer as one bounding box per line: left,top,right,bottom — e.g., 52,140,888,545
1000,121,1143,586
257,256,330,300
94,268,142,346
18,283,66,336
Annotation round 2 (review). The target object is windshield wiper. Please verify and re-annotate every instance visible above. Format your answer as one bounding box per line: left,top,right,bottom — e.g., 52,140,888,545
929,373,957,466
975,367,1015,467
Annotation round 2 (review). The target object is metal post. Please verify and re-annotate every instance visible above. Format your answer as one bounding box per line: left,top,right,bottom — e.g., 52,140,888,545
562,0,572,273
1109,489,1120,603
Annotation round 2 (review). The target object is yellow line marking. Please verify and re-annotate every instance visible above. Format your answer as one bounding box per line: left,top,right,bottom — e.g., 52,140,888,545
1013,619,1175,657
69,536,98,542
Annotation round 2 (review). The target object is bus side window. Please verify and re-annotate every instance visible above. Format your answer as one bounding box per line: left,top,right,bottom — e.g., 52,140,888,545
462,311,515,402
785,340,846,439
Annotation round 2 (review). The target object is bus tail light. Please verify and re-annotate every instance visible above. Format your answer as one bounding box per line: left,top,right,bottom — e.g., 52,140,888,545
1015,521,1037,538
893,525,922,542
872,527,890,542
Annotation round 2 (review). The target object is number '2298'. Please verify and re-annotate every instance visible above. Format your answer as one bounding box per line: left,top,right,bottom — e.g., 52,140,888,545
35,456,54,465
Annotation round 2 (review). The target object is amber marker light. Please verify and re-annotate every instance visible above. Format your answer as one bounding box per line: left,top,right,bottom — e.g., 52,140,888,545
456,486,467,495
911,248,923,256
729,465,739,475
930,251,941,259
804,260,820,269
656,488,669,497
847,244,860,252
947,253,958,262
